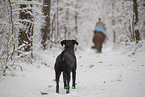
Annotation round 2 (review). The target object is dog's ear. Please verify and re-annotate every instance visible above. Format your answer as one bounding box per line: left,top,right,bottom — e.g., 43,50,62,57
72,40,78,45
61,40,66,46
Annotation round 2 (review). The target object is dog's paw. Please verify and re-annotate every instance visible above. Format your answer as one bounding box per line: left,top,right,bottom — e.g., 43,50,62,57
66,90,70,94
72,86,76,89
56,90,59,94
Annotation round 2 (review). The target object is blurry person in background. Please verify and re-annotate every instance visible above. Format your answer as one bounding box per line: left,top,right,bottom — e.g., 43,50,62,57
95,18,107,36
92,18,108,53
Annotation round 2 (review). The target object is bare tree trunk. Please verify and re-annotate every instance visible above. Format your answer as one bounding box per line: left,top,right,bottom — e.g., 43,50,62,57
112,0,116,43
51,13,56,41
65,8,69,39
132,15,135,41
75,1,78,34
41,0,51,49
56,0,60,41
18,0,34,57
133,0,140,43
8,0,15,59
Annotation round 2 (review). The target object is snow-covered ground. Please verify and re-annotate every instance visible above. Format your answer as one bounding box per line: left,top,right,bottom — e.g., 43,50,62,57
0,44,145,97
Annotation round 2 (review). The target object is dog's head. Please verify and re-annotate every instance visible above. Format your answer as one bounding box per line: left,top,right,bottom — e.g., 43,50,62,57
61,40,78,49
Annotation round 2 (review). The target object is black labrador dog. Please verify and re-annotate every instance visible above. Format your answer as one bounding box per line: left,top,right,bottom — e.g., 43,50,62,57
54,40,78,94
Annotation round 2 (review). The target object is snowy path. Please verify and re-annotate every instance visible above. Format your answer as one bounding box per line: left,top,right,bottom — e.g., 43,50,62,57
0,47,145,97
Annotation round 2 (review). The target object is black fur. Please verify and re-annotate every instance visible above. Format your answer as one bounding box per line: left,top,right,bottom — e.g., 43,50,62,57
54,40,78,94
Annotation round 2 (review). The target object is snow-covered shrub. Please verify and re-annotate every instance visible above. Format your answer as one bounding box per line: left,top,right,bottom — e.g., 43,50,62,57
120,40,145,56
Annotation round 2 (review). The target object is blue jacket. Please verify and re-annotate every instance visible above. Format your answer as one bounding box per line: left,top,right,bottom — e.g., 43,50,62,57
96,24,107,36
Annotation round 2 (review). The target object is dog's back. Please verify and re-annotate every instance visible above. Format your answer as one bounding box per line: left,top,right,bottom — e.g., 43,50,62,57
55,49,76,72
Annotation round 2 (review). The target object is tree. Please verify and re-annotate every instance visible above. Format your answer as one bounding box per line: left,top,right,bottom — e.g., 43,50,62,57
112,0,116,43
133,0,140,43
18,0,34,57
41,0,51,50
74,0,79,34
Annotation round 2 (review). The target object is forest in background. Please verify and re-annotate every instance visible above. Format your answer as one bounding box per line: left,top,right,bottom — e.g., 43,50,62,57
0,0,145,76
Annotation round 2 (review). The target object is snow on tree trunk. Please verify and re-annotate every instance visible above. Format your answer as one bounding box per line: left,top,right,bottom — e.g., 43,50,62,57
41,0,51,50
18,0,34,57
